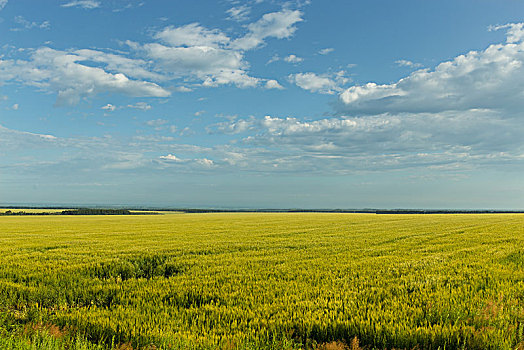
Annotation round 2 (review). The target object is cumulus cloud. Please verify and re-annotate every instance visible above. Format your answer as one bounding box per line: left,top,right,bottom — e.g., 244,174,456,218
395,59,423,68
270,53,306,66
127,102,151,110
146,118,177,132
61,0,100,9
207,22,524,171
284,54,303,63
101,104,116,111
123,9,304,89
226,5,251,22
266,54,280,64
196,158,214,167
11,16,50,31
318,48,334,55
203,23,520,173
174,86,192,92
4,19,523,177
265,79,284,89
146,119,168,128
0,0,7,10
209,117,256,134
159,154,184,162
154,23,230,48
490,22,524,43
289,71,348,94
73,49,164,81
231,9,303,50
158,154,215,169
191,23,523,174
339,23,524,115
0,47,170,105
137,35,257,88
102,102,151,112
1,8,304,103
207,109,524,173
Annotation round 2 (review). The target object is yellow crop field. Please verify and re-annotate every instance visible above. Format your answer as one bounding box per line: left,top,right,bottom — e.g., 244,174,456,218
0,213,523,349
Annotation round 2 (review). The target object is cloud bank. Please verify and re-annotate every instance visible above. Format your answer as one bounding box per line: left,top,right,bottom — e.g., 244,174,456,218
0,47,169,105
61,1,100,9
0,8,300,104
339,23,524,116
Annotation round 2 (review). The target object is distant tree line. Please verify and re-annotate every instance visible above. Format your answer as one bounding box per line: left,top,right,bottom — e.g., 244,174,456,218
176,209,524,214
60,209,132,215
0,209,160,216
0,210,53,216
1,208,522,216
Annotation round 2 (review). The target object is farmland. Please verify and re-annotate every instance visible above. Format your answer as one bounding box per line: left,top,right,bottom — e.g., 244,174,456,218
0,213,523,349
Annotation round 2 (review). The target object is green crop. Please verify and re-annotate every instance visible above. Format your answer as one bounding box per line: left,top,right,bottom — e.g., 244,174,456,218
0,213,523,349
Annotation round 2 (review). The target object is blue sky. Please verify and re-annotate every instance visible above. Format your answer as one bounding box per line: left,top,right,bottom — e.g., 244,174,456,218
1,0,524,209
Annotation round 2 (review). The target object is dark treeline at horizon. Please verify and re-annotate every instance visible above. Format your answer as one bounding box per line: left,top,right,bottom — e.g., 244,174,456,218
1,207,524,215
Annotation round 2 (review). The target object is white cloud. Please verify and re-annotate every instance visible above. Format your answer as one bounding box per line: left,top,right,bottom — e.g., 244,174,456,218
289,71,348,94
11,16,50,31
146,118,177,132
112,1,144,13
127,102,151,110
266,54,280,64
1,8,304,105
146,119,168,127
395,59,423,68
138,41,259,88
490,22,524,43
201,68,259,88
154,23,230,48
231,9,303,50
340,82,403,104
0,124,58,151
102,102,151,112
194,110,205,117
226,5,251,22
318,48,334,55
196,158,214,167
146,24,241,84
174,86,192,92
61,0,100,9
0,123,226,177
193,23,518,173
73,49,164,81
101,103,116,112
339,23,524,115
0,0,7,10
206,109,524,173
158,154,215,169
0,47,170,105
159,154,184,162
289,73,335,94
265,79,284,89
209,117,255,134
11,103,18,110
284,54,303,63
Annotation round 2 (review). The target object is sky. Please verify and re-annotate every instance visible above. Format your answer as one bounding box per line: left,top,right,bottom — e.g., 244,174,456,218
1,0,524,209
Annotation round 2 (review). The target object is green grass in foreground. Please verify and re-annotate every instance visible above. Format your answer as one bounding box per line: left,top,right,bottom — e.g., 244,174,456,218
0,213,523,349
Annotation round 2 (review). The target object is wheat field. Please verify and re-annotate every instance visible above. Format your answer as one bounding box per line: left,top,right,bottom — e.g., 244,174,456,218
0,213,523,349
